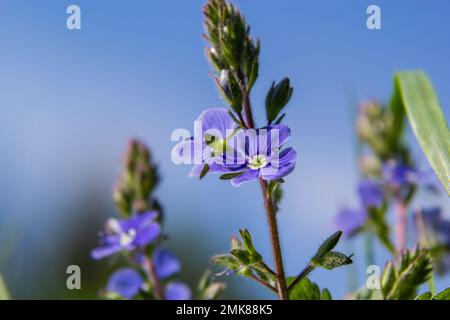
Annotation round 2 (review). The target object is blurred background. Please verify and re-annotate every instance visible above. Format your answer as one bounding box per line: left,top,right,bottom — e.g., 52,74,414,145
0,0,449,299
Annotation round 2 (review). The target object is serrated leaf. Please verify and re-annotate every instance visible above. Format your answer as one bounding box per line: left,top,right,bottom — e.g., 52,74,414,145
392,71,450,195
313,251,353,270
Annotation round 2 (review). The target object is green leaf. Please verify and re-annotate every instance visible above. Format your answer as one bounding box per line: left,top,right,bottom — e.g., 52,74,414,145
0,273,11,300
220,171,246,180
321,288,332,300
313,251,353,270
287,277,331,300
313,231,342,260
210,254,241,270
415,292,432,300
392,71,450,195
432,287,450,300
199,164,210,180
198,270,226,300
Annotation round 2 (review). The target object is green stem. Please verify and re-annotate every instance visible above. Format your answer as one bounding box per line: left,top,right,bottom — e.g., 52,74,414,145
287,263,316,293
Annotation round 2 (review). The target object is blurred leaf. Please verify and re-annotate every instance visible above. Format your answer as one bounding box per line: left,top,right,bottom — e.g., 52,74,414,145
321,288,332,300
0,274,11,300
198,270,226,300
432,287,450,300
415,292,432,300
392,71,450,195
383,247,433,300
368,207,395,254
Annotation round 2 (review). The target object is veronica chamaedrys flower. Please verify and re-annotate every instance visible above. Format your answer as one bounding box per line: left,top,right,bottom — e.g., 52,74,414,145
358,179,383,208
223,125,297,187
107,268,144,299
165,282,191,300
153,248,181,279
173,108,238,177
334,208,367,237
91,211,160,260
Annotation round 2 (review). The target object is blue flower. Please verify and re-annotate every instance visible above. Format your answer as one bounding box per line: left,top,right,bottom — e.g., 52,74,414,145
416,207,450,247
91,211,160,260
107,268,145,299
165,282,191,300
382,160,437,190
221,125,297,187
173,108,238,177
153,248,181,279
358,179,383,208
333,207,367,236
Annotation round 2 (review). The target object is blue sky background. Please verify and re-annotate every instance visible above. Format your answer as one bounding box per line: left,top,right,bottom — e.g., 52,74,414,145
0,0,449,298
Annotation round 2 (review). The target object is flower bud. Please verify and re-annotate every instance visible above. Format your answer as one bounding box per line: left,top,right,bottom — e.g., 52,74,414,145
265,77,293,124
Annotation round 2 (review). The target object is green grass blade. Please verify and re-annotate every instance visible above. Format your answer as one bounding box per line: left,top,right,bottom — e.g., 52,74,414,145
394,71,450,196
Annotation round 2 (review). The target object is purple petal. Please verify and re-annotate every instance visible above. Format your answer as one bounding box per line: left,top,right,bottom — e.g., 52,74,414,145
260,147,297,180
165,282,191,300
358,179,383,208
334,208,367,236
267,124,291,150
173,137,204,165
120,211,158,231
90,243,123,260
153,248,181,279
107,268,144,299
382,161,415,188
231,169,259,187
133,222,161,247
197,108,237,139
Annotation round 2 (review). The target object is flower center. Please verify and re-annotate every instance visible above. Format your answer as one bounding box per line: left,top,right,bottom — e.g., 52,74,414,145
119,228,137,246
248,154,268,170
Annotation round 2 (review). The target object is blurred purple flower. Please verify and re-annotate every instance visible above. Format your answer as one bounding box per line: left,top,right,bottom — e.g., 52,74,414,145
358,179,383,208
165,282,191,300
91,211,160,260
416,207,450,246
382,161,437,190
153,248,181,279
107,268,144,299
334,208,367,236
223,125,297,187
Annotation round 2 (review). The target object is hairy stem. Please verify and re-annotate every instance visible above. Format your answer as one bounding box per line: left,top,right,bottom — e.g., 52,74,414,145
395,197,407,258
259,179,289,299
237,71,288,300
143,256,165,300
